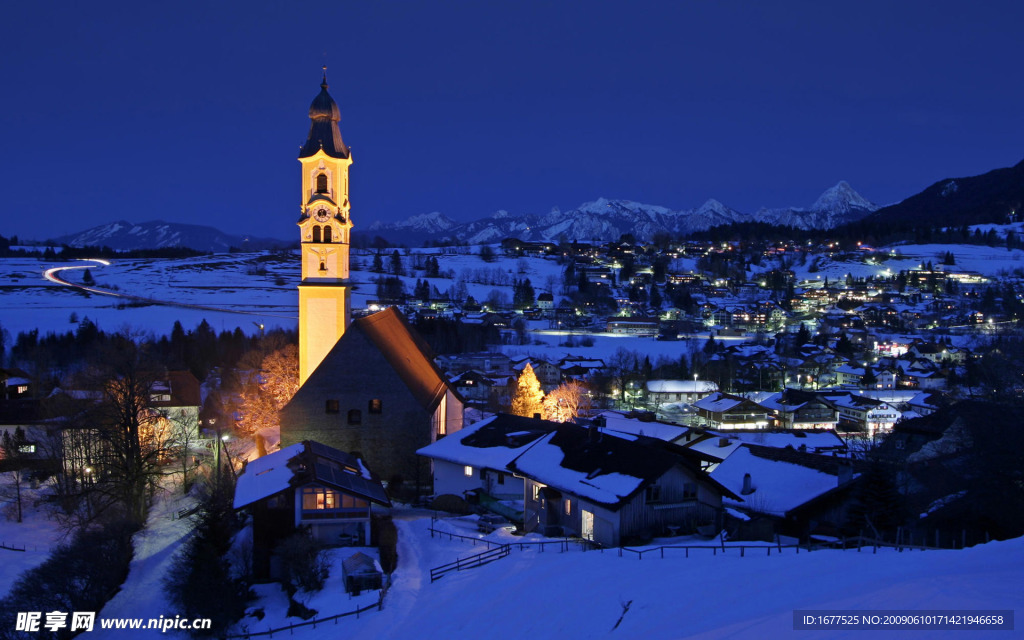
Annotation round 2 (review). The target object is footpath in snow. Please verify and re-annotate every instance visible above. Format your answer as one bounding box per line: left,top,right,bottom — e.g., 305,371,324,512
91,490,197,639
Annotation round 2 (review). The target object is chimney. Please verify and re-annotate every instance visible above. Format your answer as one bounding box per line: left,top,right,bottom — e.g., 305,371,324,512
741,473,754,495
718,437,730,448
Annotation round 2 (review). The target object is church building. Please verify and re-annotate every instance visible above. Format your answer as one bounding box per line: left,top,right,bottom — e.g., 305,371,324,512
280,71,464,487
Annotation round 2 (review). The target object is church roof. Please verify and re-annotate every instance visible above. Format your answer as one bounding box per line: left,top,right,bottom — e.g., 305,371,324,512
350,307,456,412
299,71,350,160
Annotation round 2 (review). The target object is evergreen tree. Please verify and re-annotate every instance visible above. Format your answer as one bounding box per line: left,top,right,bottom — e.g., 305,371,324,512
845,460,907,539
389,250,405,276
513,278,536,309
371,252,384,273
510,363,545,418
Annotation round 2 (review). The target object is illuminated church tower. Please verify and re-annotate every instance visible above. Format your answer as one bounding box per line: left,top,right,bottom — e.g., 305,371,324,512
297,69,354,385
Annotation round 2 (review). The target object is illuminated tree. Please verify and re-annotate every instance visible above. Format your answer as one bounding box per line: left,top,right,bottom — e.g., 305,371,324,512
238,345,299,436
510,363,545,418
543,380,593,423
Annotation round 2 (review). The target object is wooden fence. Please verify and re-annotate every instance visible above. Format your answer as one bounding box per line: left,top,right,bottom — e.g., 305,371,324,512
427,526,599,552
225,577,389,638
0,542,26,552
616,535,948,560
430,544,511,583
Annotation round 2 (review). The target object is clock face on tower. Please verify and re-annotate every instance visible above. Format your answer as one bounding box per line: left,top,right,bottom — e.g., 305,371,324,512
313,207,331,222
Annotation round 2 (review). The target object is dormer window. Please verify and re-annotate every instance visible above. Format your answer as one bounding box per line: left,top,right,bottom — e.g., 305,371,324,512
316,173,328,194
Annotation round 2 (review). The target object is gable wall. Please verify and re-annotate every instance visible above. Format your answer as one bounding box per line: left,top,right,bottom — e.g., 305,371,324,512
280,328,434,484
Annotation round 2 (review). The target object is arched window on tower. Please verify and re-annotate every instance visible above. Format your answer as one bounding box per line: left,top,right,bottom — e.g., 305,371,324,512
312,226,321,243
323,226,332,243
316,173,328,194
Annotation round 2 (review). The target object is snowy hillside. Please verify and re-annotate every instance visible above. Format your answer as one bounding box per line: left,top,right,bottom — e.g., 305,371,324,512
51,220,290,252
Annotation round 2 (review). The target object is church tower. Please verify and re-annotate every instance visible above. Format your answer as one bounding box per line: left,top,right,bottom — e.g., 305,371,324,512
297,69,354,385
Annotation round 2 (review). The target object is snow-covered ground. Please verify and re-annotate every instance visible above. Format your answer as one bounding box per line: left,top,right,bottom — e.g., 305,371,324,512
0,487,65,598
232,513,1023,640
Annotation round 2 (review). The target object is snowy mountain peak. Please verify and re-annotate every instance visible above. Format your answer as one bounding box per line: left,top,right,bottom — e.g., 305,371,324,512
811,181,876,213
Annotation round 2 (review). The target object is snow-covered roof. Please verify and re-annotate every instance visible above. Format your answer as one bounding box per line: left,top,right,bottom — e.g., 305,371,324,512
511,431,644,506
416,414,556,470
509,423,736,508
710,445,854,516
593,411,688,442
693,392,748,413
233,441,390,510
233,443,305,509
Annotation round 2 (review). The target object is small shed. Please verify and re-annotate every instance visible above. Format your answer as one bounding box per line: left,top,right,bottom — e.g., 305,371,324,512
342,552,382,595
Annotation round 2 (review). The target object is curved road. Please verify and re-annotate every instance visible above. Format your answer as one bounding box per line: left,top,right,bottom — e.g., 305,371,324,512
43,259,297,320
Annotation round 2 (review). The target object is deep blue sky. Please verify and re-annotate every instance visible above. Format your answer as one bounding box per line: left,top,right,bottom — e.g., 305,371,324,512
2,1,1022,242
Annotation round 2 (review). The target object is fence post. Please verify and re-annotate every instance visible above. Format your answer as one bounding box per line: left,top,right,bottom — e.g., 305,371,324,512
740,546,744,558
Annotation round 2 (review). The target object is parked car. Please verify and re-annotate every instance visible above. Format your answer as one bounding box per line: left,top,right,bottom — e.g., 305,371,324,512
477,514,512,533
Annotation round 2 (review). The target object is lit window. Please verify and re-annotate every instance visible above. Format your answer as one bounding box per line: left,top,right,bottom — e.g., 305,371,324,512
18,444,36,454
347,409,361,425
564,499,571,515
326,399,339,414
368,398,382,414
532,484,541,501
464,465,473,477
302,487,340,510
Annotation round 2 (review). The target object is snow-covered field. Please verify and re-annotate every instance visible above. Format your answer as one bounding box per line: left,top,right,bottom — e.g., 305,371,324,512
234,514,1022,640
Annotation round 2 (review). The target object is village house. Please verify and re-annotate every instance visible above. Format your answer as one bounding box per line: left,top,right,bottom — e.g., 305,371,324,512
710,444,861,542
417,413,558,518
644,379,718,408
757,389,839,430
510,424,739,546
692,392,771,430
233,440,390,579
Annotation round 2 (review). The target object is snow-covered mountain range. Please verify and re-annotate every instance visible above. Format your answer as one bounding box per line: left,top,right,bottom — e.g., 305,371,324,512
44,182,876,251
51,220,290,252
365,182,877,245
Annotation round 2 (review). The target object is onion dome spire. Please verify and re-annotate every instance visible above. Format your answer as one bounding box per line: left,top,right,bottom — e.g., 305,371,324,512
299,67,349,158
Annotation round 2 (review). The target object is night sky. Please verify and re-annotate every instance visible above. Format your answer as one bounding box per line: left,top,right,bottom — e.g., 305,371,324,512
2,1,1022,243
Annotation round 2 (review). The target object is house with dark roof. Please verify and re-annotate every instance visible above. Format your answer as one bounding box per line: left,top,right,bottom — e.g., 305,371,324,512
692,392,770,429
280,308,464,487
509,424,739,546
233,440,390,579
710,444,861,542
1,368,33,400
417,413,558,508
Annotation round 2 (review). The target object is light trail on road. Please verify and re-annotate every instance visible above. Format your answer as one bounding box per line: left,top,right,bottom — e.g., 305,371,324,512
42,259,296,320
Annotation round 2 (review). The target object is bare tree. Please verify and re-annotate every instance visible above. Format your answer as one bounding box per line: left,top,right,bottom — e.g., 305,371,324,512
543,380,594,423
